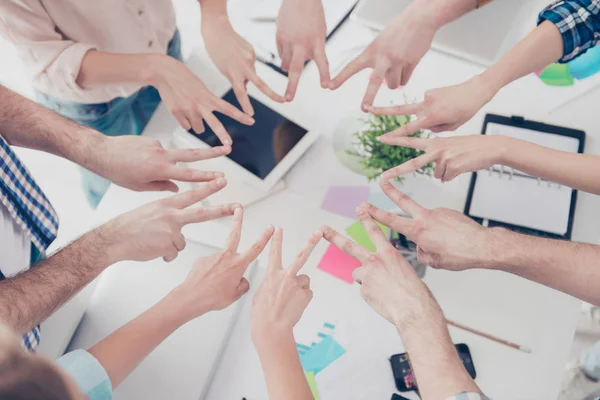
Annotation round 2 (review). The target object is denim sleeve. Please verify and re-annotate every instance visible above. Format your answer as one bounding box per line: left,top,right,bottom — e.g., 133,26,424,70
538,0,600,62
57,349,113,400
444,393,491,400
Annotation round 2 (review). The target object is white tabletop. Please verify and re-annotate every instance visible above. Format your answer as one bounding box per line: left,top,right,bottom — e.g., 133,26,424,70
73,35,600,400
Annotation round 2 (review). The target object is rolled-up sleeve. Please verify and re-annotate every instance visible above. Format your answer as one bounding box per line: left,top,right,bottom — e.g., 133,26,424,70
538,0,600,63
57,349,112,400
0,0,96,98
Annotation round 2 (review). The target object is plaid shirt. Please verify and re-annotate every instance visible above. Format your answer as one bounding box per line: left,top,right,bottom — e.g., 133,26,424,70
539,0,600,62
0,134,59,350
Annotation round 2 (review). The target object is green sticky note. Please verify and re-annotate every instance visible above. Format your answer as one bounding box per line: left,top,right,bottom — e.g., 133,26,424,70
345,220,390,252
305,371,320,400
538,63,574,86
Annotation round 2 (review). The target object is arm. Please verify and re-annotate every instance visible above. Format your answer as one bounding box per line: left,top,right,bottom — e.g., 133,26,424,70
87,207,273,388
331,0,481,109
321,212,481,400
251,229,322,400
0,85,229,192
0,182,236,334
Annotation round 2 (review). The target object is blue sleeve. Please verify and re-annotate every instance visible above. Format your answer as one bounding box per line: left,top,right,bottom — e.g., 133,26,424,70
538,0,600,62
57,349,113,400
444,393,491,400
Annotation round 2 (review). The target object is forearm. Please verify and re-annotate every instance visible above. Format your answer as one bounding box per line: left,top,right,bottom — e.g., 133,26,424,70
0,230,111,334
486,229,600,306
480,21,563,95
254,330,313,400
0,85,105,169
500,136,600,194
397,305,480,400
88,293,193,388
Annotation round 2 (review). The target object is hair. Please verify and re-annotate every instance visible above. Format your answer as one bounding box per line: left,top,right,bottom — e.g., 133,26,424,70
0,324,73,400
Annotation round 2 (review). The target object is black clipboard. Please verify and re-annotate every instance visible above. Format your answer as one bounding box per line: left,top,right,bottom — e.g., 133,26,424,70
261,1,359,76
464,114,586,240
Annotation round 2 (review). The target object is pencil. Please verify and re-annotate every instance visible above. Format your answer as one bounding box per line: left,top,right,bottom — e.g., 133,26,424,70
446,319,531,354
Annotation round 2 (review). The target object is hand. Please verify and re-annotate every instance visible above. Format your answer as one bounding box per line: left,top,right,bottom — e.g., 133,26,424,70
170,208,275,321
202,18,285,115
250,228,321,339
276,0,330,101
98,178,237,264
91,135,230,192
362,180,494,271
379,134,510,182
148,55,255,145
370,76,496,136
321,210,442,329
330,6,438,111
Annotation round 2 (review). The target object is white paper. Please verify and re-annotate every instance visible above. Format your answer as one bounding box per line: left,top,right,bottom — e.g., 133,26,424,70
469,123,580,236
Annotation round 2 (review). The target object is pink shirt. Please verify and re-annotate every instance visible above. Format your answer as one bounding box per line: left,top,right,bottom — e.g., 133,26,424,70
0,0,177,103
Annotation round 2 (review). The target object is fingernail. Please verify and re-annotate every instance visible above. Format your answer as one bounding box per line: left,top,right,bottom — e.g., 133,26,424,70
364,104,373,111
355,207,365,216
234,207,242,217
313,229,323,237
223,139,231,145
216,177,226,187
215,172,225,178
266,224,274,232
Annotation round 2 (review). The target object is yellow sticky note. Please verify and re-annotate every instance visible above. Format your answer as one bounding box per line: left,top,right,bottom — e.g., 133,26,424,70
305,371,320,400
345,220,390,252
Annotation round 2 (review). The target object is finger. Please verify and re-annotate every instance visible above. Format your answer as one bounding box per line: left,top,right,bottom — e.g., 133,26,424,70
330,53,369,89
362,202,415,237
361,60,389,110
225,207,244,253
288,230,323,276
279,45,292,72
352,266,366,284
142,180,179,193
173,233,186,252
355,207,390,251
379,116,433,139
364,102,423,116
378,180,426,218
385,68,401,90
434,159,447,180
163,246,179,263
167,145,231,163
164,177,227,209
189,112,206,136
164,165,224,183
320,225,369,263
268,227,284,271
172,110,192,131
203,112,233,146
238,225,275,266
176,203,239,225
377,135,430,150
285,48,306,102
296,274,310,289
237,277,250,297
381,151,439,180
313,45,331,88
401,63,417,86
249,73,285,103
232,82,254,117
214,98,255,126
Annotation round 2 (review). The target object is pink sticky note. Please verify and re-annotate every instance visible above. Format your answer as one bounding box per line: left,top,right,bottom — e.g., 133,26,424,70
317,244,362,284
321,186,369,219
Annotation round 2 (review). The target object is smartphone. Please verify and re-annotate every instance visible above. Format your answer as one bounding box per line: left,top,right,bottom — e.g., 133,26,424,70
390,343,476,392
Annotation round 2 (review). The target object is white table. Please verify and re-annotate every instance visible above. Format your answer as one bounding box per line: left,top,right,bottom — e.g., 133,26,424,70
70,37,600,400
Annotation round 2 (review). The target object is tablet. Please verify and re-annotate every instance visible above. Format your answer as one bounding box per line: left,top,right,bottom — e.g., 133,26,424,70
174,89,319,192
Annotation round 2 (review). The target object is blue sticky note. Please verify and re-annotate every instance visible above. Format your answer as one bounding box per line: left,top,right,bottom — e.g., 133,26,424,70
368,191,397,211
299,336,346,375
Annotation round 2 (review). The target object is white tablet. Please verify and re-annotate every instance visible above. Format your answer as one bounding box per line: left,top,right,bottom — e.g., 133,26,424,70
174,88,319,192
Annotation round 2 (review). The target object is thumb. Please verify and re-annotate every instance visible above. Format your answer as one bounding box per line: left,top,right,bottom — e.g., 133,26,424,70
236,278,250,296
143,180,180,193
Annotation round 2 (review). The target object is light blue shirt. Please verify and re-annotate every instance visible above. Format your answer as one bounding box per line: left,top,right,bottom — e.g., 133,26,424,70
57,349,112,400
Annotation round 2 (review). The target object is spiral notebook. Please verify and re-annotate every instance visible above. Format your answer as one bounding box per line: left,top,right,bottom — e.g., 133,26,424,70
464,114,585,240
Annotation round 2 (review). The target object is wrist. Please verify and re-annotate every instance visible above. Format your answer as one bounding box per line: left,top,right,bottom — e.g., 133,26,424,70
478,227,519,271
140,54,175,88
252,323,294,350
161,288,211,326
491,135,516,166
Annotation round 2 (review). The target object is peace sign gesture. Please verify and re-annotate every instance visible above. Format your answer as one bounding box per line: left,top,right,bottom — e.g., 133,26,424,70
251,228,322,337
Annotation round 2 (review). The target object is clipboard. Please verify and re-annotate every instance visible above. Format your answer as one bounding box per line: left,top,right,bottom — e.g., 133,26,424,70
464,114,586,240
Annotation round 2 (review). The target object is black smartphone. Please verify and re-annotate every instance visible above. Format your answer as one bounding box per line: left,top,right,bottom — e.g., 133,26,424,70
390,343,476,392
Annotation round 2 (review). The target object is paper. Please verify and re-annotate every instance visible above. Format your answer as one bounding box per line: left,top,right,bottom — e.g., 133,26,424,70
299,335,346,375
345,220,390,252
321,186,369,219
317,245,362,283
305,372,320,400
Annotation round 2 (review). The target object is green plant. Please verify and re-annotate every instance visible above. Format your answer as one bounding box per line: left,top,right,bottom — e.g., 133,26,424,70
347,113,434,182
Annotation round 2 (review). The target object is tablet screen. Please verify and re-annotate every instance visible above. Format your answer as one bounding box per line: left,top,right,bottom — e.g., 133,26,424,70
189,89,308,179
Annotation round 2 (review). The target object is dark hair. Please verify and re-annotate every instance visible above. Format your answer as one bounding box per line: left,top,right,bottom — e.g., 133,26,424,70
0,347,73,400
